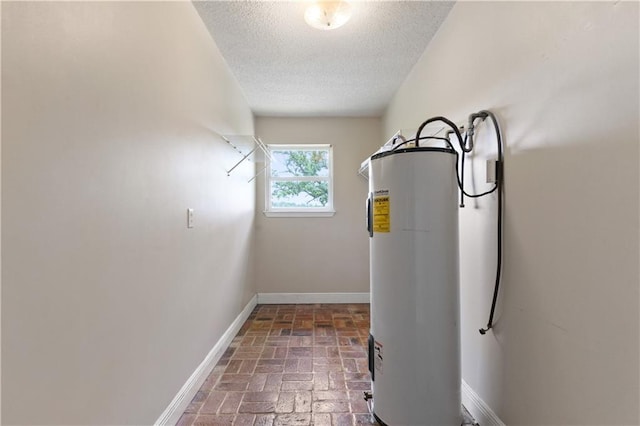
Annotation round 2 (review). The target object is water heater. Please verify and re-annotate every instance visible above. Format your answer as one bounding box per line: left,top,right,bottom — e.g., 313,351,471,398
367,147,461,425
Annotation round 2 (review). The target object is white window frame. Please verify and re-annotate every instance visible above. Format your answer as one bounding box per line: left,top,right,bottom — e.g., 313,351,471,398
264,144,335,218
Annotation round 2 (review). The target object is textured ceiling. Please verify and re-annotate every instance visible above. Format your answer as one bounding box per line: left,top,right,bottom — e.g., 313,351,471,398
193,1,454,117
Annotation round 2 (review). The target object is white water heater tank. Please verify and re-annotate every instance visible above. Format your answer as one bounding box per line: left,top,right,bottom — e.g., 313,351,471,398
367,147,461,425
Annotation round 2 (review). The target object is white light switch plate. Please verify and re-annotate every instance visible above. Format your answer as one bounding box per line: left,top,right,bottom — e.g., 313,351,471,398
187,208,194,228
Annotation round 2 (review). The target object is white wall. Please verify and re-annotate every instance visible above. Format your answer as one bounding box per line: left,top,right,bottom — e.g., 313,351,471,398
0,2,3,421
384,2,639,425
2,2,255,424
254,117,380,295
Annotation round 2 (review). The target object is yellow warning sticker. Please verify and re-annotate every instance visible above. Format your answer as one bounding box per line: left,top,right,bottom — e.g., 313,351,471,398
373,191,390,233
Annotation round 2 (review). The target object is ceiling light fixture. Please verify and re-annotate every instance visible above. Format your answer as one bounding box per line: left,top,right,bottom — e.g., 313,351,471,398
304,1,353,31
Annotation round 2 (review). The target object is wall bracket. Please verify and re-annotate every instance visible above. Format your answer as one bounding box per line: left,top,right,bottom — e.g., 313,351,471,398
222,135,272,182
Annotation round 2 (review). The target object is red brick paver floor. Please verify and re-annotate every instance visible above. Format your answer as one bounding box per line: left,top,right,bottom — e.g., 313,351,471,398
178,304,376,426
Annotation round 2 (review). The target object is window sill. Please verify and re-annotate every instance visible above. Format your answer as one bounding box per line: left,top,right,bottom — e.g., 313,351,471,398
263,210,336,218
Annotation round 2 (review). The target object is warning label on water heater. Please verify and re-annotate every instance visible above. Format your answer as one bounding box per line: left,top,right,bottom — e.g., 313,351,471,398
373,190,390,233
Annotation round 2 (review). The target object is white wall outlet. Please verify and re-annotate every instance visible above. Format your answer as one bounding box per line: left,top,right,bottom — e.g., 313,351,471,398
486,159,497,183
187,208,194,228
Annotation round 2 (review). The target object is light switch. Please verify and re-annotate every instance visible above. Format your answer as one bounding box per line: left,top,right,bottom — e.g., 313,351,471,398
187,208,194,228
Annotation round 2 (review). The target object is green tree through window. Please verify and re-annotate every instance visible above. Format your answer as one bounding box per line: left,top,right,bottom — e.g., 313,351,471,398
272,150,328,206
267,145,333,213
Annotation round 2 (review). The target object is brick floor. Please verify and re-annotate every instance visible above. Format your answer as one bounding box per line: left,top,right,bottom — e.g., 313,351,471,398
177,304,376,426
178,304,476,426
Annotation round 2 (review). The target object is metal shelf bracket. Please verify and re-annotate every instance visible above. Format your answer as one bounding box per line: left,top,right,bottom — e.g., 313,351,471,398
222,135,272,182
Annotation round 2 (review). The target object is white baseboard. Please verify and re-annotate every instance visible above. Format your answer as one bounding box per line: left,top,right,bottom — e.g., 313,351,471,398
462,380,505,426
257,292,370,304
155,294,258,426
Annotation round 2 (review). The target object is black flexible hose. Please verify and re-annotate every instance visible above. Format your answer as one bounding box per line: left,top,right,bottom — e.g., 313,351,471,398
460,147,466,207
409,113,505,335
415,116,464,152
478,110,504,335
458,114,498,199
412,117,499,199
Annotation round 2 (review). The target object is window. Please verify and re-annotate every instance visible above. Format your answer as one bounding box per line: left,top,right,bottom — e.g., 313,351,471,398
265,144,334,217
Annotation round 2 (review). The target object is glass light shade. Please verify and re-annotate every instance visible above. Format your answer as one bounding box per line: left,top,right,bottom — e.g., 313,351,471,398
304,1,352,31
